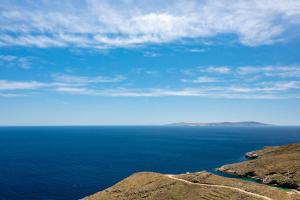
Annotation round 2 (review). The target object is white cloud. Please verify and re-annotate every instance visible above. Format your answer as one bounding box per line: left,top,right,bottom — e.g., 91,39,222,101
0,80,46,90
54,87,88,93
0,55,17,62
52,87,287,99
237,66,300,77
181,66,231,77
0,93,27,97
1,64,300,99
202,66,231,74
52,74,126,84
143,51,161,57
1,0,300,48
182,76,220,83
0,55,32,69
187,48,206,53
0,73,126,93
0,78,298,99
18,57,32,69
257,81,300,91
187,65,300,79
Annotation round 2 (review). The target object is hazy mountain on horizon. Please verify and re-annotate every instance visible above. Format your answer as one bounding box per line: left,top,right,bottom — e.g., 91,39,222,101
168,121,273,127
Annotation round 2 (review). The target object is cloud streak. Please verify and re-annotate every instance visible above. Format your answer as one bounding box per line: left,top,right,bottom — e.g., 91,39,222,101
185,65,300,79
1,0,300,48
181,76,221,83
0,55,32,69
1,79,299,99
1,65,300,99
0,80,46,90
52,74,126,84
52,87,292,99
237,66,300,77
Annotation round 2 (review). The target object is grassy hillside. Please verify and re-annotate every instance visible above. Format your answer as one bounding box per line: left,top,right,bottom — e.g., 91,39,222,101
83,172,300,200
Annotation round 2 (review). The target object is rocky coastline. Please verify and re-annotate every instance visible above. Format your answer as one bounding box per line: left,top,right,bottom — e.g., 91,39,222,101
217,143,300,191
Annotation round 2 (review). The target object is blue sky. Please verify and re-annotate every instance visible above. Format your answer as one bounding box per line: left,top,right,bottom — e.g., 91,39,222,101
1,0,300,125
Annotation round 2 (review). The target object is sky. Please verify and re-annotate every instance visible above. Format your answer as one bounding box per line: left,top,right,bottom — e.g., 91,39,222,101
1,0,300,125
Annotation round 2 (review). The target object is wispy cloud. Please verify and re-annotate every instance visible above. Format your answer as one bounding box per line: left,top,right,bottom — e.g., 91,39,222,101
181,76,221,83
143,51,161,57
237,66,300,77
201,66,231,74
54,87,88,93
228,81,300,93
133,68,159,76
1,64,300,99
257,81,300,91
0,93,27,97
0,80,46,90
52,87,291,99
0,80,298,99
0,73,127,95
185,65,300,79
181,66,231,77
0,55,16,62
1,0,300,48
0,55,32,69
52,74,126,84
187,48,206,53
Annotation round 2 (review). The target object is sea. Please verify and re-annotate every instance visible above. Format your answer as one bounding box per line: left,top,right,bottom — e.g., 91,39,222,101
0,126,300,200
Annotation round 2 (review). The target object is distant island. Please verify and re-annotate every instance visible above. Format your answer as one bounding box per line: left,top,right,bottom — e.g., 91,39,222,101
168,121,273,127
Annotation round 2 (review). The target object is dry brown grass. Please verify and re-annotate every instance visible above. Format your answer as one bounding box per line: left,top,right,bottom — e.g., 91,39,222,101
84,172,300,200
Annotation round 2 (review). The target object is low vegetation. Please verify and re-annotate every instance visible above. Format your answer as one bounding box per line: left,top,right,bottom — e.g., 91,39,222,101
218,143,300,191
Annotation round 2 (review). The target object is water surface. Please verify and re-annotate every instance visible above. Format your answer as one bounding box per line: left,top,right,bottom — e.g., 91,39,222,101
0,126,300,200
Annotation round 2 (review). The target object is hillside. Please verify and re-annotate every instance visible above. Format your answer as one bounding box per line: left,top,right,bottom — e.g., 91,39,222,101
83,171,300,200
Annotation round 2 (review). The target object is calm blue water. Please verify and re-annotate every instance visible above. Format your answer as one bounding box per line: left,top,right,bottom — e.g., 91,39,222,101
0,126,300,200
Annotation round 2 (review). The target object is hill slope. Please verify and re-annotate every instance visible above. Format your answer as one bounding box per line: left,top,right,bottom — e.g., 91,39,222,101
83,172,300,200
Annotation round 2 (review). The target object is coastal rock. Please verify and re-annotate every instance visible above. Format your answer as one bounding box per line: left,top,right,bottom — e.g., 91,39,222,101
218,143,300,191
245,151,259,159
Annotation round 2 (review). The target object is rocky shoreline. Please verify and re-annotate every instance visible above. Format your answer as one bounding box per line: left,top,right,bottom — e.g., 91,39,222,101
217,143,300,191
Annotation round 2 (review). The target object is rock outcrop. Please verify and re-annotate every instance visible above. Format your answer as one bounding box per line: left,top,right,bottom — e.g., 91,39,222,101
245,151,259,159
218,143,300,191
